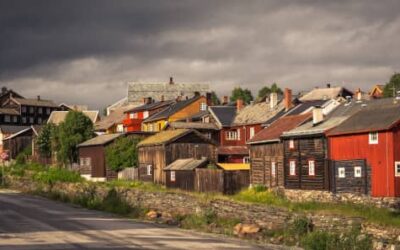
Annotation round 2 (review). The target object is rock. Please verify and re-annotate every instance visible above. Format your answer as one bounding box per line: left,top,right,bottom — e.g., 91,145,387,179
233,223,260,237
146,210,159,219
373,241,385,250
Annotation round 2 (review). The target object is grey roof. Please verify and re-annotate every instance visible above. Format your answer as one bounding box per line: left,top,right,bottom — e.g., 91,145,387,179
233,101,286,125
167,121,219,130
0,125,30,134
95,104,136,131
299,87,353,101
124,100,175,113
208,106,237,127
12,97,58,107
164,158,208,171
143,96,202,123
287,100,328,115
282,98,398,137
328,101,400,135
48,111,99,125
78,133,123,147
0,108,19,115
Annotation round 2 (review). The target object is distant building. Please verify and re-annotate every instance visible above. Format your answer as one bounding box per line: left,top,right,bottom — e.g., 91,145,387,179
369,84,384,98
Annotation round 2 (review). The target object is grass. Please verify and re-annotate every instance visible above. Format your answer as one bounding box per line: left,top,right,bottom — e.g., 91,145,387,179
33,167,83,184
105,179,166,192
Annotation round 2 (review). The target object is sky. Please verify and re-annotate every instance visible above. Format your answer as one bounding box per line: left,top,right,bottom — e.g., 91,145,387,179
1,0,400,110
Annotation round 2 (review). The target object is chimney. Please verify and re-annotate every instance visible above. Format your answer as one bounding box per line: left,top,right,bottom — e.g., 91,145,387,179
284,88,293,111
146,97,152,104
270,92,278,109
313,106,324,125
161,95,165,102
194,91,200,97
356,88,362,101
1,87,7,94
206,92,212,106
327,83,331,88
37,95,41,101
222,96,229,105
169,77,174,85
176,96,182,102
236,99,244,111
142,97,147,104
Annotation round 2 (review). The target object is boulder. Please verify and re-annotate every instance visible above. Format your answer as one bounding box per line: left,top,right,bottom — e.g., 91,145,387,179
146,210,159,219
233,223,260,237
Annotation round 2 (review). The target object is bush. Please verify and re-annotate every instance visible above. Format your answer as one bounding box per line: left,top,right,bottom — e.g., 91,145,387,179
105,137,140,172
233,188,289,206
33,168,83,184
15,145,32,165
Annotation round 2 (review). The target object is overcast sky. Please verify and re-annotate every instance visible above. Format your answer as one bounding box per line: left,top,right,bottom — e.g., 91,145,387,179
1,0,400,110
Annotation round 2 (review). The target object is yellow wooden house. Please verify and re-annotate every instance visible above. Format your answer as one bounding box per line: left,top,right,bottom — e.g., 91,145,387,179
142,96,208,132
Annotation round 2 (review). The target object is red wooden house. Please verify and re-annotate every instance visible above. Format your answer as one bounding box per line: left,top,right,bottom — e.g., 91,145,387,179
123,99,174,132
327,102,400,197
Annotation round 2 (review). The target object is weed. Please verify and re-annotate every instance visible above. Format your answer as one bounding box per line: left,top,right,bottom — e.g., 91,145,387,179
33,168,83,184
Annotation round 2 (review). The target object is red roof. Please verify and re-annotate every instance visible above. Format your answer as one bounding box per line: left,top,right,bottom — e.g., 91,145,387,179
218,146,249,155
248,113,312,144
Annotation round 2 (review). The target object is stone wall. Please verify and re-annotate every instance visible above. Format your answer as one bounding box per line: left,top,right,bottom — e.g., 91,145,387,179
280,189,400,210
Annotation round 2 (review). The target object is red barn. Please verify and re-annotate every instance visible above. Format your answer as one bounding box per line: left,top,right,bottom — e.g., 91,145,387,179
327,103,400,197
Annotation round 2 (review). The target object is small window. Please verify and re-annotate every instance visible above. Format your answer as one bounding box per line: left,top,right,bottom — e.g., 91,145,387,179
271,162,276,177
249,127,255,139
12,116,18,123
38,107,43,114
29,107,34,113
170,171,176,182
289,139,295,149
395,162,400,177
354,166,362,178
143,111,149,119
129,112,137,119
237,129,241,140
22,117,27,123
200,102,207,111
204,132,212,139
86,157,91,166
29,117,34,124
38,117,42,124
80,158,85,166
147,165,152,176
243,157,250,164
21,106,27,113
369,132,378,144
226,130,239,140
338,167,345,178
308,160,315,176
4,115,10,123
46,108,51,114
289,160,296,176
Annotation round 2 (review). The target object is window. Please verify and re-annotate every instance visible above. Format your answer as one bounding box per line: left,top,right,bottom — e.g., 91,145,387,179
289,160,296,176
85,158,91,166
148,124,154,132
170,171,176,182
4,115,10,123
80,157,91,166
38,117,42,124
395,162,400,177
46,108,51,115
38,107,43,114
129,112,137,119
204,132,212,139
22,117,27,123
29,117,34,124
80,158,85,166
116,124,124,132
237,129,241,140
369,132,378,144
21,106,27,113
12,116,18,123
226,130,238,140
158,123,162,131
354,166,362,178
271,162,276,177
338,167,345,178
29,107,34,113
147,165,152,176
243,157,250,164
289,139,295,149
143,111,149,119
308,160,315,176
200,102,207,111
249,127,255,139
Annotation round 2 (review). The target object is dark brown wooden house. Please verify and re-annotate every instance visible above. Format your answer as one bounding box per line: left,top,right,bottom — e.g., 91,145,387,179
3,125,41,159
137,129,217,184
248,113,311,188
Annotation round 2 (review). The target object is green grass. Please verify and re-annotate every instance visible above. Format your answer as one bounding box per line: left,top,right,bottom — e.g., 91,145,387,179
33,167,83,184
105,179,166,192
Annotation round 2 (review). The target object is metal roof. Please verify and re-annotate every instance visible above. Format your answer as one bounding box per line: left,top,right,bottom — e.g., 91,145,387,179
208,106,237,127
77,133,123,147
164,158,208,171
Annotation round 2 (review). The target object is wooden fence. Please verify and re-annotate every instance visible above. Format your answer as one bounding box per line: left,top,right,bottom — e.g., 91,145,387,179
194,169,250,194
118,167,139,181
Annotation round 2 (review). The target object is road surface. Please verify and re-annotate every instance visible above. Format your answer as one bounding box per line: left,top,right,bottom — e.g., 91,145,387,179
0,189,278,250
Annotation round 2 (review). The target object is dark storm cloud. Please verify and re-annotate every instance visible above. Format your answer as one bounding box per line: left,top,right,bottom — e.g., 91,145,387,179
1,0,400,109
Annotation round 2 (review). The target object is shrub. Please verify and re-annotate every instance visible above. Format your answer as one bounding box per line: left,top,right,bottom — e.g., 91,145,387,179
290,217,312,237
105,137,140,172
33,168,83,184
233,188,289,206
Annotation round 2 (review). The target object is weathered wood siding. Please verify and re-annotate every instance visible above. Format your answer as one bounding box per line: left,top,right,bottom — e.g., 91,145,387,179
331,159,371,194
195,169,224,193
284,136,329,190
165,170,195,191
250,143,284,187
138,146,164,183
223,170,250,194
79,146,106,178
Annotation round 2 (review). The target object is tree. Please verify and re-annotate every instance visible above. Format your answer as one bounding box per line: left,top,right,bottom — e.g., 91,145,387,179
36,123,56,158
230,87,254,104
105,137,140,172
57,111,94,164
383,73,400,97
210,91,221,105
257,83,283,99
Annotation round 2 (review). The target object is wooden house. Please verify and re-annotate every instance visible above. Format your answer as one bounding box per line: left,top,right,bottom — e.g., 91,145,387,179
3,125,41,159
327,102,400,197
165,121,220,142
94,104,136,134
248,113,311,187
47,111,99,125
141,95,209,132
369,84,384,99
0,125,30,155
137,129,217,184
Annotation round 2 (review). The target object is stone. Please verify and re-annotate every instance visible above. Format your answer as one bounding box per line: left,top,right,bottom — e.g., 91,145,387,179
233,223,260,237
146,210,159,219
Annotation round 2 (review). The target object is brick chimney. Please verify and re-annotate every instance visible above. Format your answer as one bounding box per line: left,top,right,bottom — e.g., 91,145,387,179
161,95,165,102
37,95,41,101
236,99,244,111
270,92,278,109
169,77,174,85
222,96,229,105
206,92,212,106
284,88,293,111
313,106,324,125
327,83,331,88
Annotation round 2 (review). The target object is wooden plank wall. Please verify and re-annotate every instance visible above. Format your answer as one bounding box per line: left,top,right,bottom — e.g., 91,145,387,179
138,146,164,183
195,169,224,193
331,159,371,194
224,170,250,194
165,170,195,191
118,167,139,180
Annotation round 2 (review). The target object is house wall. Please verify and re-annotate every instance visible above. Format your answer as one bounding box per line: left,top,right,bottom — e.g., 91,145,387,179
250,142,284,187
79,146,106,178
165,170,195,191
142,120,167,132
169,96,207,122
393,127,400,197
284,136,329,190
329,130,397,197
138,145,166,183
220,124,262,147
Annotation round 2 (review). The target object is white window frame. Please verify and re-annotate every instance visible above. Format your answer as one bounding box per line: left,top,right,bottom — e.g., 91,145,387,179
226,130,238,140
38,107,43,114
143,111,149,119
4,115,10,123
395,162,400,177
29,107,34,114
243,157,250,164
271,161,276,177
29,117,34,123
46,108,51,115
170,171,176,182
308,160,315,176
12,116,18,123
147,165,152,176
38,117,42,124
200,102,207,111
369,132,378,144
129,112,138,119
289,139,295,149
338,167,345,178
85,157,91,166
249,127,255,139
289,160,296,176
237,129,241,140
22,117,27,123
21,106,27,113
354,166,362,178
80,158,85,166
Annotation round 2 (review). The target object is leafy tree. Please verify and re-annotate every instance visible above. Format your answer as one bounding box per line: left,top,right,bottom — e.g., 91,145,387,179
230,87,254,104
105,137,140,172
383,73,400,97
210,91,221,105
257,83,283,99
36,123,56,158
57,111,94,164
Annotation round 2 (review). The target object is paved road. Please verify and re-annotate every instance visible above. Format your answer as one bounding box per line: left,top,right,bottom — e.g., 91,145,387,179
0,190,277,250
